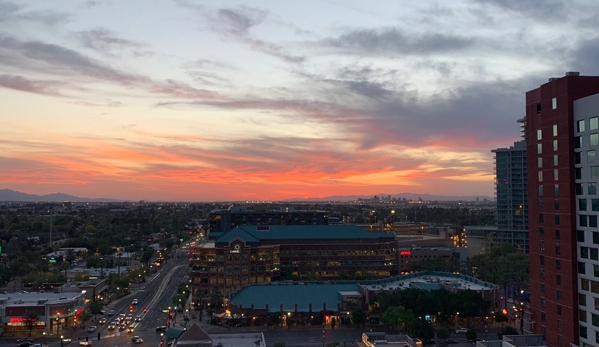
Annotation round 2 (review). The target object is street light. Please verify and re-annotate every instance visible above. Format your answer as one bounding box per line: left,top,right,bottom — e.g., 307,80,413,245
43,332,46,347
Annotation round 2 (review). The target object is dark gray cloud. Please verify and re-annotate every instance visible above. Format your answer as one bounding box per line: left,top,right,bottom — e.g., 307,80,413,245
77,28,146,52
569,36,599,75
0,74,61,95
474,0,567,20
322,28,474,56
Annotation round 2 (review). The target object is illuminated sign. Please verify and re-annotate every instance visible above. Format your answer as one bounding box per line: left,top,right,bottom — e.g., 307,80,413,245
400,251,411,256
229,250,240,253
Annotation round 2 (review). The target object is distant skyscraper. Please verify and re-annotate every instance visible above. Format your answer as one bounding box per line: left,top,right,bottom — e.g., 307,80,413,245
493,139,528,231
526,72,599,347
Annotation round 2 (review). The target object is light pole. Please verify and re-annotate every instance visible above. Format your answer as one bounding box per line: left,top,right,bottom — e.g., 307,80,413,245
43,332,46,347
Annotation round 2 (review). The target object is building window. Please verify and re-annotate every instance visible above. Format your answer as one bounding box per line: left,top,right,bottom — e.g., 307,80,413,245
538,157,543,168
555,214,560,225
540,185,544,196
593,248,599,260
580,293,587,306
539,199,544,209
554,154,559,166
582,246,589,258
556,259,561,269
541,297,546,307
576,168,582,180
556,244,561,255
554,169,559,180
581,199,588,211
554,139,558,151
591,215,598,228
541,283,545,293
555,199,560,210
593,314,599,327
537,128,542,140
580,325,588,339
580,262,587,274
590,150,597,163
583,278,590,291
592,117,599,130
582,310,589,322
581,215,588,227
553,124,558,136
579,120,586,132
555,184,559,196
579,230,586,242
540,227,544,237
595,298,599,310
555,229,560,240
594,232,599,244
557,289,562,300
576,136,583,149
540,255,545,265
538,171,543,182
539,213,544,223
595,264,599,278
577,183,584,195
538,143,542,154
557,274,561,285
590,183,597,195
593,166,599,179
592,133,599,146
593,199,599,211
552,98,557,110
557,303,562,314
540,241,545,251
576,152,582,164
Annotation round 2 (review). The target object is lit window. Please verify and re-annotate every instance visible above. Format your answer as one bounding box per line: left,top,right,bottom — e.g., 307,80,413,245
539,185,544,196
579,120,586,132
592,117,599,130
538,157,543,168
553,124,558,136
592,166,599,179
554,154,558,166
538,143,542,154
553,140,558,151
537,129,542,140
538,171,543,182
554,169,559,180
590,150,597,163
552,98,557,110
555,184,559,196
592,133,599,146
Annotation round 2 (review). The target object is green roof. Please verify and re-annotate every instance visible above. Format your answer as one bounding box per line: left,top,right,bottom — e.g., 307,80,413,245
215,225,394,244
231,282,360,312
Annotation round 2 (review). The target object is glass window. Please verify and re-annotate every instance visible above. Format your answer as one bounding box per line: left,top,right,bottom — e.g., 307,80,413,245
540,255,545,265
555,184,559,196
590,183,597,195
553,124,558,136
592,248,599,260
538,171,543,182
540,185,544,196
541,297,546,307
590,150,597,163
540,241,545,251
555,199,559,210
555,214,560,225
576,168,582,180
579,120,586,132
582,246,589,258
582,278,590,291
552,98,557,110
593,166,599,179
554,169,559,180
557,289,562,300
538,143,542,154
580,293,586,306
592,117,599,130
537,129,542,140
576,136,582,149
556,244,561,255
579,230,586,242
539,213,544,223
580,262,587,274
538,157,543,168
580,325,586,339
555,229,560,240
593,314,599,327
539,227,544,237
594,232,599,244
595,264,599,278
582,310,589,322
591,215,598,228
539,199,544,209
593,199,599,211
540,283,545,293
580,199,588,211
592,133,599,146
577,183,583,195
557,304,562,315
581,215,588,227
576,152,582,164
556,259,561,270
554,154,558,166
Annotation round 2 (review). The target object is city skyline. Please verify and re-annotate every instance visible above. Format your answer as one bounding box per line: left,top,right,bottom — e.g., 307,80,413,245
1,0,597,201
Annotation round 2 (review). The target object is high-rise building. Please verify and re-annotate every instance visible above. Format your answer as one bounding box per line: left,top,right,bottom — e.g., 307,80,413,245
526,72,599,347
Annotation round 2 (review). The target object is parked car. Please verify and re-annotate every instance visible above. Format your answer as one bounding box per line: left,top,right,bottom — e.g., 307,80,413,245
18,342,34,347
17,339,34,344
87,325,97,333
156,326,167,333
131,336,143,344
455,327,468,334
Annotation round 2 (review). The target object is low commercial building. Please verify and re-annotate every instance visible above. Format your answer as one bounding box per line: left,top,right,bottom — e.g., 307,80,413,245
0,292,86,335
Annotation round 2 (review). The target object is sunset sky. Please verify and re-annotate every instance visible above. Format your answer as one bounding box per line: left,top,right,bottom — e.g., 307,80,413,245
1,0,598,201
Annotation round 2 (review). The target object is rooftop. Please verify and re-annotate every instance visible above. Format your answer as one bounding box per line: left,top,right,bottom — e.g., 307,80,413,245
216,225,394,243
0,291,82,306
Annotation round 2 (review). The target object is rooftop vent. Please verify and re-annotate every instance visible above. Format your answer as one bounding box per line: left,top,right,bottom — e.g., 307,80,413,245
566,71,580,76
548,78,558,82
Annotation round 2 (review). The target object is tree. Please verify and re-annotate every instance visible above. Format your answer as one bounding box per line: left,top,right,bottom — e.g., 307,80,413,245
350,309,366,327
382,306,415,332
498,326,518,339
88,301,103,315
465,330,477,342
80,310,92,328
210,287,224,311
407,318,434,340
274,343,286,347
437,327,450,339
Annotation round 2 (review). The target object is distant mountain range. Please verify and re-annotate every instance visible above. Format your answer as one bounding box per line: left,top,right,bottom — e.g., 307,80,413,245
285,193,494,202
0,189,122,202
0,189,493,203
